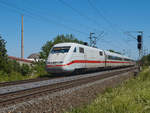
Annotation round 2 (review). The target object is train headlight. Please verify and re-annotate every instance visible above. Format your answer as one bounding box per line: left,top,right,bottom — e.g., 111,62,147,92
47,61,63,64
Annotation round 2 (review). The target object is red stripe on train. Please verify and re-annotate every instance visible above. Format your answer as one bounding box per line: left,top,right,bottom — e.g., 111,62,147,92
46,60,131,68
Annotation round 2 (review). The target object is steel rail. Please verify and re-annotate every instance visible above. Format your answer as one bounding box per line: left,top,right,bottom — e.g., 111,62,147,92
0,76,63,87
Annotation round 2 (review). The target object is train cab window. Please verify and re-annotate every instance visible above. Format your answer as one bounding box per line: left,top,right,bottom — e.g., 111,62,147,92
99,51,103,56
79,47,84,53
73,47,76,52
51,46,71,54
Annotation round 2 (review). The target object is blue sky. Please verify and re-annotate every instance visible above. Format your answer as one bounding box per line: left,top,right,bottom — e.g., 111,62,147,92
0,0,150,59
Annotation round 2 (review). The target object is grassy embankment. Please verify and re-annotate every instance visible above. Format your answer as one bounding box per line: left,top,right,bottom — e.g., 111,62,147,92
0,63,48,82
67,67,150,113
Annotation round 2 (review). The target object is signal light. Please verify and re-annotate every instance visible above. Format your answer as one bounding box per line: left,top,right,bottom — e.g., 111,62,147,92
137,43,141,50
137,35,142,42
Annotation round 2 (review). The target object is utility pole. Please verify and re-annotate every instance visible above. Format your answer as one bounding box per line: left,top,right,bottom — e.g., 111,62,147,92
21,15,24,59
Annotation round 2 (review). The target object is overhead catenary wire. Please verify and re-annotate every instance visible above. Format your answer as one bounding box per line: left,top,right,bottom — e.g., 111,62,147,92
87,0,116,31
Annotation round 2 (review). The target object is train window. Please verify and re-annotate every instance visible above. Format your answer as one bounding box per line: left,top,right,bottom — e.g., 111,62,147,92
79,47,84,53
108,55,113,60
51,46,71,54
108,55,122,60
124,58,130,61
99,51,103,56
73,47,76,52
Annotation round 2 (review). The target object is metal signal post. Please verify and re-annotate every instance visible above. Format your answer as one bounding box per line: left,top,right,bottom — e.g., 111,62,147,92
137,31,143,59
89,32,95,47
89,31,104,47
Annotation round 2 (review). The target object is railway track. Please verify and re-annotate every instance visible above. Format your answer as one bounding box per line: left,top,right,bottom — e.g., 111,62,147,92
0,67,137,107
0,76,64,87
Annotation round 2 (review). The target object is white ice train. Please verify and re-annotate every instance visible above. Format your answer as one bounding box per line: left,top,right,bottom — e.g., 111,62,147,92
46,43,134,74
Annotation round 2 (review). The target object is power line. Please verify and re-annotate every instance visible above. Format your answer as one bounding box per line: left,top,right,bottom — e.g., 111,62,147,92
57,0,103,29
87,0,128,38
57,0,125,49
0,0,89,36
21,1,99,34
87,0,131,49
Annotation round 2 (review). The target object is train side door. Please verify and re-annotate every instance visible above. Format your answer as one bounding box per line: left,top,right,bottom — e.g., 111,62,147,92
79,47,86,69
84,48,87,68
71,47,78,69
99,50,105,68
103,51,107,67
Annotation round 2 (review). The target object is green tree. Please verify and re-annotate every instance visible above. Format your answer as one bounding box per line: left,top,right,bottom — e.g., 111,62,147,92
40,34,84,60
20,64,31,76
0,35,8,72
40,41,53,60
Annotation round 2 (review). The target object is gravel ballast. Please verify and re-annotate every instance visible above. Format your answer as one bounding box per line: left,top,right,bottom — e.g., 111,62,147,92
0,70,135,113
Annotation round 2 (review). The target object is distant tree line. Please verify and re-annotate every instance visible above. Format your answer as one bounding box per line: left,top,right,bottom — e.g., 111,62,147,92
140,54,150,66
108,49,121,54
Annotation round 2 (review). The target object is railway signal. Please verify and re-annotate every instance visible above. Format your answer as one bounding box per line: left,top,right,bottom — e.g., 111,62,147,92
125,31,143,58
137,35,142,43
136,33,143,58
137,43,142,50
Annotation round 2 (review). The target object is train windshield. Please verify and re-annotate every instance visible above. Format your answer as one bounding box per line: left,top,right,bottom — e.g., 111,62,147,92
51,46,71,54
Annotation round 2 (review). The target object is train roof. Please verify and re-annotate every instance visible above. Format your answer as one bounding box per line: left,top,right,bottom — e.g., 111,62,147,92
53,42,78,47
53,42,104,51
104,50,123,57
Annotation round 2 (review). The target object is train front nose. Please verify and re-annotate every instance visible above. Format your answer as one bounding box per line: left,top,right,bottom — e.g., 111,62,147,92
46,61,66,73
46,53,68,73
46,46,71,74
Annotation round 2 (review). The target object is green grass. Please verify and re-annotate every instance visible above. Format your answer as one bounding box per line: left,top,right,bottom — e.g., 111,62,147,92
66,67,150,113
0,70,44,82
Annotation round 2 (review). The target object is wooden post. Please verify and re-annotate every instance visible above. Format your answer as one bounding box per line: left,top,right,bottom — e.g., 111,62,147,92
21,15,24,59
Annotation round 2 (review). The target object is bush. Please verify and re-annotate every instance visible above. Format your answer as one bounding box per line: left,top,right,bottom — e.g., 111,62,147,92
32,61,47,77
0,36,47,82
20,64,32,76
